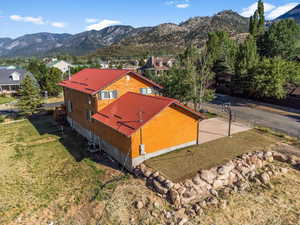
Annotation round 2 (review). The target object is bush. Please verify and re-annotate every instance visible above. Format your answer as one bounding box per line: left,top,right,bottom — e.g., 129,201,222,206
0,115,5,123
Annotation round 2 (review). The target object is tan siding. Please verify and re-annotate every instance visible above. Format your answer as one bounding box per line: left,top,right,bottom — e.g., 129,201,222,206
96,74,155,110
92,121,132,155
131,106,199,158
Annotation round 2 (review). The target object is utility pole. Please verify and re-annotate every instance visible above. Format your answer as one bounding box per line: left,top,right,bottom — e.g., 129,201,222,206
222,103,232,137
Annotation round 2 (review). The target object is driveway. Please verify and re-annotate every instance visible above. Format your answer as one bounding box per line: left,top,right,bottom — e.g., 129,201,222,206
202,94,300,138
198,117,251,144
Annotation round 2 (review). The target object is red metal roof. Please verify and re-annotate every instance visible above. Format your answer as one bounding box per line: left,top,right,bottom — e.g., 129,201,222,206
92,92,203,137
58,68,163,95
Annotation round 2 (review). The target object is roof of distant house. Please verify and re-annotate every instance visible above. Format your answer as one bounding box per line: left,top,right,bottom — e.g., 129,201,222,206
46,60,72,67
92,92,203,137
59,68,163,95
0,69,32,85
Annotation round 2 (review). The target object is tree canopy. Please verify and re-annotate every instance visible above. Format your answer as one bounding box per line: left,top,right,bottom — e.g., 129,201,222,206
261,19,300,59
17,75,42,116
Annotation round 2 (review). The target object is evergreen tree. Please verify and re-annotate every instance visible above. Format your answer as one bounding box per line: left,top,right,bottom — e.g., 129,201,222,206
257,0,265,35
17,75,42,115
44,68,63,96
234,35,259,93
207,31,238,74
250,10,259,37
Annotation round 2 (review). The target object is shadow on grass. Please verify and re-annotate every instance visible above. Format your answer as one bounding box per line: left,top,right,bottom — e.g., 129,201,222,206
28,115,122,171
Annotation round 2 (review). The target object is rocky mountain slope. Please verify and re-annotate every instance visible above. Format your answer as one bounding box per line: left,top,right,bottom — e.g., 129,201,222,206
275,4,300,24
0,10,249,58
93,10,249,57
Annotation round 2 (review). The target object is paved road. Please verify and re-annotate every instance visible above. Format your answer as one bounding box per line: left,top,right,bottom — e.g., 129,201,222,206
203,94,300,138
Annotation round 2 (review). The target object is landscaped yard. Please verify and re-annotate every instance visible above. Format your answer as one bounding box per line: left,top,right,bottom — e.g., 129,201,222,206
145,129,281,182
0,116,124,225
0,95,15,104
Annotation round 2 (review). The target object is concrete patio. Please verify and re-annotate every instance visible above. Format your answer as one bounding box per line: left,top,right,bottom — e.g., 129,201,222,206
198,117,251,144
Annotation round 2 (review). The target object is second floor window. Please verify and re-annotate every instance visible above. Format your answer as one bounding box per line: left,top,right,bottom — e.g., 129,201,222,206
140,88,153,95
99,90,118,100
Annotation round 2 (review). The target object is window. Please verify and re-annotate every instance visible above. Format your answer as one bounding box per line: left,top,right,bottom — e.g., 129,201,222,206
99,90,118,100
140,88,153,95
67,100,72,113
86,110,93,121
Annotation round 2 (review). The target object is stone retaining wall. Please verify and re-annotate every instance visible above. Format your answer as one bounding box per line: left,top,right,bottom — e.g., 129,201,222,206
133,150,300,208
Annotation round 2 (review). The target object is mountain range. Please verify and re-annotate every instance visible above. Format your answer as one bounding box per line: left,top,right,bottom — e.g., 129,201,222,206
1,5,299,58
0,10,249,58
276,4,300,24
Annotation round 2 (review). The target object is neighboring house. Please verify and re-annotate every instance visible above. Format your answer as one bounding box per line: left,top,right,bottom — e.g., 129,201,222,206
59,69,203,169
47,60,73,73
140,56,176,76
0,68,33,93
99,60,109,69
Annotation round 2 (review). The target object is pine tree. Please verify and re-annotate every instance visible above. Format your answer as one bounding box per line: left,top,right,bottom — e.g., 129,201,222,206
257,0,265,35
17,75,42,116
250,10,259,37
234,35,259,94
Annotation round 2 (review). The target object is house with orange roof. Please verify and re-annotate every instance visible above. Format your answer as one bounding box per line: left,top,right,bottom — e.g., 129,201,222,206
59,69,203,169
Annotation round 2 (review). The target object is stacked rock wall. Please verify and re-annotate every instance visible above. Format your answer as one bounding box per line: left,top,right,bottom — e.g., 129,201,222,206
133,150,299,208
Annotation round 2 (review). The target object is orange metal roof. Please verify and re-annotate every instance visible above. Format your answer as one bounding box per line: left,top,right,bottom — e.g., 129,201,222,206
59,68,163,95
92,92,203,137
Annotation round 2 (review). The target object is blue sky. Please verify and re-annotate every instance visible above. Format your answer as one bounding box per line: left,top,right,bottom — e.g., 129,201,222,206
0,0,299,38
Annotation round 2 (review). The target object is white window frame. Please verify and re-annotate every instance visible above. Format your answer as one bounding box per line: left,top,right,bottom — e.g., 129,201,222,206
140,88,153,95
99,90,117,100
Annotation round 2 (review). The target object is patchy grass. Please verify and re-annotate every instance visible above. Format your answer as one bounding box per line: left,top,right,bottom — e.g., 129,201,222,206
197,166,300,225
203,111,218,119
145,129,280,182
43,96,64,104
0,96,15,104
0,116,123,225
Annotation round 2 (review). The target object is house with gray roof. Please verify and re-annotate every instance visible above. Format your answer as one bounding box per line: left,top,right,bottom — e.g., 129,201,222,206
0,68,33,94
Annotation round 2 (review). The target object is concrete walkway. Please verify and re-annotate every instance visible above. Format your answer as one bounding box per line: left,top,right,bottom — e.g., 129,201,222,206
198,117,251,144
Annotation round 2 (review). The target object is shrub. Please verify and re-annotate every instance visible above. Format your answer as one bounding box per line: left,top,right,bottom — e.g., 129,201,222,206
0,115,5,123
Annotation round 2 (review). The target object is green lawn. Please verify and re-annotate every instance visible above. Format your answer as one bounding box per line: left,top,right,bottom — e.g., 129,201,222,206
145,129,280,182
0,96,15,104
0,116,121,224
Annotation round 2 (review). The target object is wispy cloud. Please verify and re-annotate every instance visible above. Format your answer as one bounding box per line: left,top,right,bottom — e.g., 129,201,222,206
240,2,299,19
86,19,121,31
267,2,299,19
10,15,45,25
51,22,66,28
9,14,68,29
240,2,275,17
176,4,190,8
166,0,190,9
85,18,98,23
